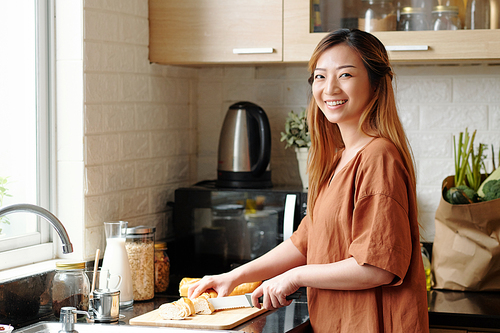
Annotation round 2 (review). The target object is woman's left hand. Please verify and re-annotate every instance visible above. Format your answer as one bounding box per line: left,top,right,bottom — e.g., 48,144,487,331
251,270,300,310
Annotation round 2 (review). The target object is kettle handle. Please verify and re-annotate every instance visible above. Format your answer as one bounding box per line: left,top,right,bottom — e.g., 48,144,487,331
248,106,271,176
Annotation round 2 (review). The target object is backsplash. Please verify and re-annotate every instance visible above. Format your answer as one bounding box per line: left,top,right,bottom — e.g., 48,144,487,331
60,0,500,260
195,64,500,242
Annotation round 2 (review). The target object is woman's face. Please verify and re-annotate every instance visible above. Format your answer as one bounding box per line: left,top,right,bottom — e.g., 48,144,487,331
312,43,373,128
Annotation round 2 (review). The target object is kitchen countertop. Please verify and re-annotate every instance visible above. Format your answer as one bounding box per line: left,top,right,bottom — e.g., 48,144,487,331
14,288,310,333
11,288,500,332
428,289,500,332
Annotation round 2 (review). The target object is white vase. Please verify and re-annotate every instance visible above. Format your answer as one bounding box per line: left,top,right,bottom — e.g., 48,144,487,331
295,147,309,189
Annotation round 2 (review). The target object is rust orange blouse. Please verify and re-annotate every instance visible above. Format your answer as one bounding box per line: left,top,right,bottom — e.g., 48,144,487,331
290,138,429,333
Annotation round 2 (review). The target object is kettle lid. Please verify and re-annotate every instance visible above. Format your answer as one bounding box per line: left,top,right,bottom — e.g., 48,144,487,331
229,101,260,110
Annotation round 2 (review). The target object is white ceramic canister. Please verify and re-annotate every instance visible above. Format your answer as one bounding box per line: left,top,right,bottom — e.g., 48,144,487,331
100,221,134,308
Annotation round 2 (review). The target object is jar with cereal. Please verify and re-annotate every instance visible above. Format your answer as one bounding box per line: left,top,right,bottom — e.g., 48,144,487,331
125,226,155,301
154,241,170,293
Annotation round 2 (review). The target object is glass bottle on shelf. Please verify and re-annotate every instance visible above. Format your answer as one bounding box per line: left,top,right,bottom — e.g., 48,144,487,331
398,6,430,30
311,0,323,32
465,0,491,29
492,0,500,29
433,0,465,24
432,5,462,29
359,0,398,32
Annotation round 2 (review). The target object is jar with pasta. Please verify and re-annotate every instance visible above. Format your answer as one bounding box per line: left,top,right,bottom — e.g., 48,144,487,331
125,226,155,301
154,241,170,293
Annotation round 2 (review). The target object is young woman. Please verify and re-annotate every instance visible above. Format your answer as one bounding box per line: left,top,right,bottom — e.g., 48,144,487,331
188,29,429,333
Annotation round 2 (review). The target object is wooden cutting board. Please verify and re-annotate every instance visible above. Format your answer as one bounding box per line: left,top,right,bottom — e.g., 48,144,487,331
129,306,268,330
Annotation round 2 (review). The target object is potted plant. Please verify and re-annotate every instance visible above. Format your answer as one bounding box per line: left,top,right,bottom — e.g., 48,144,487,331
280,109,311,188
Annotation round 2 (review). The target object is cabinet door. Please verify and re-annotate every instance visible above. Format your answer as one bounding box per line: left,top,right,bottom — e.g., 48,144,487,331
149,0,283,65
284,0,500,63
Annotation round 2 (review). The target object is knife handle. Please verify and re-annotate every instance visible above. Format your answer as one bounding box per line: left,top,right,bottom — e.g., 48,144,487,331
257,291,301,303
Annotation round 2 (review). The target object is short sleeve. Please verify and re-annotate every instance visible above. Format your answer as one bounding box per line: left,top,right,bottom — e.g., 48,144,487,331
290,214,310,257
349,194,412,285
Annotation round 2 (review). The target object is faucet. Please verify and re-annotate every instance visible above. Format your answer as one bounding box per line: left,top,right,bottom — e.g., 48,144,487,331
0,203,73,253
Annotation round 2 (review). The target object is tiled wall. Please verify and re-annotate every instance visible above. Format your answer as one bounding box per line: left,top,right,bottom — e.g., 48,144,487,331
82,1,199,256
195,64,500,242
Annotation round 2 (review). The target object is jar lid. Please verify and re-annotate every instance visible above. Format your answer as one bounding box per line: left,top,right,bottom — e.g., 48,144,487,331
432,5,459,13
155,241,168,250
401,7,425,14
56,261,86,270
126,225,156,235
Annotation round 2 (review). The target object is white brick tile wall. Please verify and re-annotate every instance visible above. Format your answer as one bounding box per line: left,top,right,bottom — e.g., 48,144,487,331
76,0,198,259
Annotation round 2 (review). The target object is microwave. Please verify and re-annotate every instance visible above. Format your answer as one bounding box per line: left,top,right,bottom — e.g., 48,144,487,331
167,182,307,285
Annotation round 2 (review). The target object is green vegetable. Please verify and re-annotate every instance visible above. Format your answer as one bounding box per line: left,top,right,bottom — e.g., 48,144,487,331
482,179,500,201
447,186,477,204
478,166,500,197
453,129,487,191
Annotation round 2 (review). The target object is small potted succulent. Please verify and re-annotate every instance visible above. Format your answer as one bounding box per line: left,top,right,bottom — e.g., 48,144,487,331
280,110,310,188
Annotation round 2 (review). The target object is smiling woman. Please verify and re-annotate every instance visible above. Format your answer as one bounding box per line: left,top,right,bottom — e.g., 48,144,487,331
0,0,54,269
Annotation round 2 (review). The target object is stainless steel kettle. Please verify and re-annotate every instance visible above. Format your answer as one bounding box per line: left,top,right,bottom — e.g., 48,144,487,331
216,101,272,188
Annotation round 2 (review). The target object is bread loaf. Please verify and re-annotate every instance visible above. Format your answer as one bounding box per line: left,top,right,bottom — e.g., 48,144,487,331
159,297,195,320
179,277,262,297
193,293,215,315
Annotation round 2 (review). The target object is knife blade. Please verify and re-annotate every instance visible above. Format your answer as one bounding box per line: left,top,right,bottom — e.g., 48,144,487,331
207,291,301,310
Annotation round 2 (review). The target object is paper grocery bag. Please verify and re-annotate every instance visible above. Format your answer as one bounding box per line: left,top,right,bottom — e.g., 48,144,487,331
432,176,500,291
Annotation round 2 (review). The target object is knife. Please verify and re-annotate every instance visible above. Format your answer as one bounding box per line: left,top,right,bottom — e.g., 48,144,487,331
207,291,301,310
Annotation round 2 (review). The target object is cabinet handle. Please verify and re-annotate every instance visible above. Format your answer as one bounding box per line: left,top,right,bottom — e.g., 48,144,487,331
385,45,429,51
233,47,274,54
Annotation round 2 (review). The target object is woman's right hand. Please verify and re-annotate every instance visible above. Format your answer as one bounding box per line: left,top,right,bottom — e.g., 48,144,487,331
187,272,238,299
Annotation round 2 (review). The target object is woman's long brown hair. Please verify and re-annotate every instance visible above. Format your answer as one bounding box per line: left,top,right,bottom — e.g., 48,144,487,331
306,29,416,221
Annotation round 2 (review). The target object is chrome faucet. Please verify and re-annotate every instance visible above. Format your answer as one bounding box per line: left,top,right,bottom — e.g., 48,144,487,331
0,203,73,253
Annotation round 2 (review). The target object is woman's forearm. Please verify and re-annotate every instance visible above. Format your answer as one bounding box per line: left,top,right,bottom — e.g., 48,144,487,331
231,239,307,285
289,257,395,291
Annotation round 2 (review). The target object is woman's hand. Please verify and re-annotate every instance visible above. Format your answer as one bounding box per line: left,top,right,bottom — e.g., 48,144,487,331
251,270,300,310
187,272,238,299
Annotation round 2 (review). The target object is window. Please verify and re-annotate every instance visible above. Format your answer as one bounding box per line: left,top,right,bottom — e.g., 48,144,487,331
0,0,54,269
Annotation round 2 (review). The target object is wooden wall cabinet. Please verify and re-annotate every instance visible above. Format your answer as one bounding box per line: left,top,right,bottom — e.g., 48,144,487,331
284,0,500,64
149,0,500,65
149,0,283,65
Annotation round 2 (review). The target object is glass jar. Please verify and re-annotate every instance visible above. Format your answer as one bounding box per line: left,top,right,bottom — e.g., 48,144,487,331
125,226,155,301
432,5,462,29
398,7,430,30
359,0,397,32
433,0,465,23
154,241,171,293
52,261,90,318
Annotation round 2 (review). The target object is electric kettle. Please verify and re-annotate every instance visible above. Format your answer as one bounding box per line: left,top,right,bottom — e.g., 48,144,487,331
216,101,272,188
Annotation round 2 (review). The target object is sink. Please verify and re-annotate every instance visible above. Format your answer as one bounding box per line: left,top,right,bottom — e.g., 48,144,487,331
14,321,239,333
